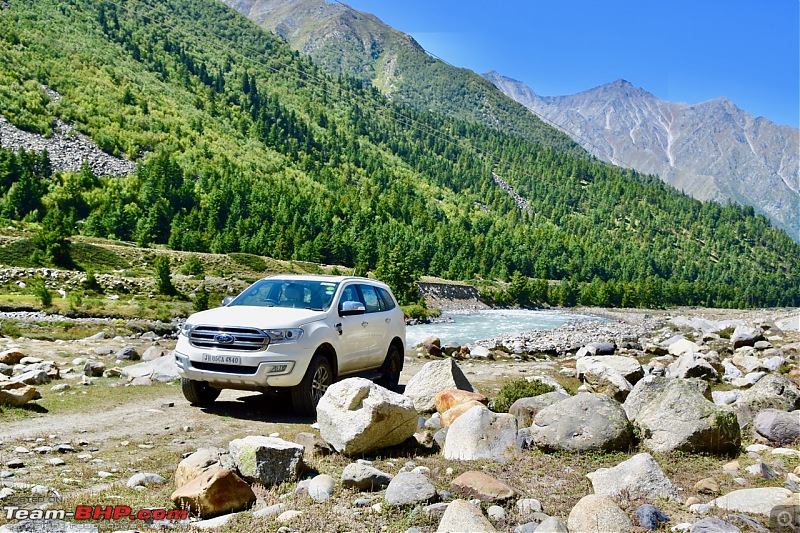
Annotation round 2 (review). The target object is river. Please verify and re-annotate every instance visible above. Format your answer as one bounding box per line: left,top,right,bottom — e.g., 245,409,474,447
405,308,603,348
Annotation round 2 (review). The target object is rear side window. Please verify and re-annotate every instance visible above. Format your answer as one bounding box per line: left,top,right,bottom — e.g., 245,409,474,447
376,287,396,310
358,284,382,313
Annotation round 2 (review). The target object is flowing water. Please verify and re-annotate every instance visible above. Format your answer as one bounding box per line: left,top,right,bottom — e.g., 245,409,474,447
405,308,602,347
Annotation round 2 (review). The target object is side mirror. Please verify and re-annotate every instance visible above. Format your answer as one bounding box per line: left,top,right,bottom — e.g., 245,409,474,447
339,300,366,316
221,295,236,306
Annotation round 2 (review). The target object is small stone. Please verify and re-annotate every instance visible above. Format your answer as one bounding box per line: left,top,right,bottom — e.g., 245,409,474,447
694,478,719,494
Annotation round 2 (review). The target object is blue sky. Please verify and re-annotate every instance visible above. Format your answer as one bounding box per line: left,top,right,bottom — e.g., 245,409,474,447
341,0,800,128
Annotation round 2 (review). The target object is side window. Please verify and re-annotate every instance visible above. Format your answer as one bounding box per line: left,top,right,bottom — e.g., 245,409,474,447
339,284,363,309
377,287,396,310
358,285,382,314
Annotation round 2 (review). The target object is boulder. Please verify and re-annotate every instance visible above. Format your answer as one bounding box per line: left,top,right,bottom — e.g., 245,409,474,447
635,504,670,530
228,436,304,487
730,326,764,349
436,499,496,533
0,350,23,365
141,346,166,361
534,517,569,533
586,453,680,502
83,361,105,377
15,369,49,386
341,463,392,491
734,374,800,428
0,382,38,407
576,355,644,384
434,389,488,413
449,471,515,503
669,352,718,380
423,336,442,357
582,365,633,402
404,359,476,412
442,405,519,460
530,393,633,452
170,468,255,518
440,400,486,428
752,409,800,445
668,338,702,356
174,448,224,488
317,378,418,456
384,471,437,506
690,517,742,533
308,474,336,503
114,346,140,360
577,342,616,357
508,392,569,428
623,377,740,454
710,487,796,516
567,494,632,533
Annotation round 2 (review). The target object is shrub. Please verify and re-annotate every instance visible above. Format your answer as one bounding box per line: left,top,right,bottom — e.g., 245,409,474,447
490,378,556,413
29,277,52,308
181,255,204,277
193,285,210,312
228,252,267,272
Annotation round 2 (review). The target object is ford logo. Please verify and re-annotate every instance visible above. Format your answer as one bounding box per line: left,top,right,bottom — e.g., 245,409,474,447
214,333,235,344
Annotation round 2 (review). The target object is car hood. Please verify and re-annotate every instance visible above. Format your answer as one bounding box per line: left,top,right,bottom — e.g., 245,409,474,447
187,305,327,329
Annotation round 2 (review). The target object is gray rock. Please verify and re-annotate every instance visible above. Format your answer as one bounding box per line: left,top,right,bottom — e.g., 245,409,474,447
121,353,178,382
531,393,633,452
753,409,800,445
731,326,763,349
690,517,742,533
435,499,496,532
126,472,165,488
141,346,166,361
308,474,335,503
567,494,631,533
317,378,418,456
228,436,304,487
722,362,744,381
532,517,568,533
734,374,800,428
710,487,795,516
636,504,670,530
744,462,779,480
114,346,139,360
422,502,450,518
14,370,49,385
403,358,476,412
385,471,437,506
83,361,105,377
669,352,718,380
587,453,680,502
252,503,287,518
341,463,392,491
712,390,740,406
576,355,644,384
582,364,633,401
442,405,519,460
508,391,569,427
623,376,740,454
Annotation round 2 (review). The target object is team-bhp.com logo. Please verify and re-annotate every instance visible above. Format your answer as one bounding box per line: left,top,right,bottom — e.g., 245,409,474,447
772,504,800,533
4,505,188,522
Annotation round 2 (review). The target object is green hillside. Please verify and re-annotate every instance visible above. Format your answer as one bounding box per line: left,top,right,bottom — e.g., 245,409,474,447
0,0,798,308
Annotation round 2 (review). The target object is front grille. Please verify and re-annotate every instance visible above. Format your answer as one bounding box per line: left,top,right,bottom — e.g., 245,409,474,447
191,361,259,375
189,325,269,351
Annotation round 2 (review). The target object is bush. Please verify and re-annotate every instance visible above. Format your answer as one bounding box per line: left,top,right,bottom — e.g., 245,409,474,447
490,378,556,413
181,255,205,277
29,277,52,308
401,304,441,320
193,285,210,312
228,252,267,272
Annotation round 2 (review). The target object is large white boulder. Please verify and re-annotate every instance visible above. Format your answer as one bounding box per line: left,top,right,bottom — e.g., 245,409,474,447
576,355,644,384
442,405,519,460
404,358,476,412
586,453,680,502
317,378,418,456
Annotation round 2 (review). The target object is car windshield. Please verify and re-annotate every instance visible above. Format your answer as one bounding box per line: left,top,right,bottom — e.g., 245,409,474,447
230,279,339,311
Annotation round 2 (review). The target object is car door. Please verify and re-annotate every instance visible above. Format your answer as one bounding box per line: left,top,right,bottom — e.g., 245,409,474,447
335,283,372,374
357,283,393,368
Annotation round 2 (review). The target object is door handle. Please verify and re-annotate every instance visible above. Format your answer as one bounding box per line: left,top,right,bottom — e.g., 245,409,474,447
361,321,369,327
385,318,391,324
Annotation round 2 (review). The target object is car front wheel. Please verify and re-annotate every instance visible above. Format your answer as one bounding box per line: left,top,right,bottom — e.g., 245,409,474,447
291,354,332,416
181,378,221,406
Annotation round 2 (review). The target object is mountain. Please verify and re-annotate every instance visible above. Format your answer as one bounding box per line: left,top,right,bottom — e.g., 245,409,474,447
219,0,584,155
0,0,798,308
484,72,800,240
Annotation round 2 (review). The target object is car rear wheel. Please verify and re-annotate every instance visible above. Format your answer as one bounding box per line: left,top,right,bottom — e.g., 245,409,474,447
376,344,403,392
181,378,221,406
291,354,332,416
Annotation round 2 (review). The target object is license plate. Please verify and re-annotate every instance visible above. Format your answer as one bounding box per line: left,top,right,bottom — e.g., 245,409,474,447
202,354,242,365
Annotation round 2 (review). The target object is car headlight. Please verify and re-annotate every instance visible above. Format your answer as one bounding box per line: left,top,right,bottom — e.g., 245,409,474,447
179,322,194,337
266,329,304,343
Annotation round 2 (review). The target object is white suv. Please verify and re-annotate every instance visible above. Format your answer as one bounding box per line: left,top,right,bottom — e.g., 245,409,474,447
174,275,406,415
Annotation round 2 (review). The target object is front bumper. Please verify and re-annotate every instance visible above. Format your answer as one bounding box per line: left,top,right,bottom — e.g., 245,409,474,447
174,336,312,391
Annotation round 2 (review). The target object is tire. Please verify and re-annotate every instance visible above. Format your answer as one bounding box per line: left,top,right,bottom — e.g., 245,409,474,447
376,344,403,392
181,378,221,406
291,354,333,416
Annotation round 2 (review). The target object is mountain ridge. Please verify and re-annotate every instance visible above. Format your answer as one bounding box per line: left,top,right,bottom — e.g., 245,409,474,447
483,71,800,239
